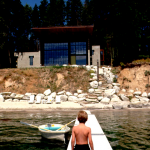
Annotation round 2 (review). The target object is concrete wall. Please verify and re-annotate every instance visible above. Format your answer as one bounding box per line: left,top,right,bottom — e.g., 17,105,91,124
88,39,90,65
17,51,41,68
92,45,100,66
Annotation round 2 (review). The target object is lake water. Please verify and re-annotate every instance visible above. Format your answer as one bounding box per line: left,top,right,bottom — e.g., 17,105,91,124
0,109,150,150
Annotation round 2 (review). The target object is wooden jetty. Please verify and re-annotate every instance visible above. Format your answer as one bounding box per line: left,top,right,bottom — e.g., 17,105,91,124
67,110,112,150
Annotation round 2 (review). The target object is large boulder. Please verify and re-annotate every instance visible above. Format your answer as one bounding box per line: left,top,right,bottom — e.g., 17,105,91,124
5,99,13,102
129,102,143,108
112,83,120,86
97,96,103,101
142,103,150,108
22,95,30,100
85,99,99,103
141,92,147,97
93,76,97,80
57,91,65,95
77,90,82,94
15,94,24,99
36,94,45,99
111,95,121,102
60,95,68,101
13,99,20,102
131,98,140,103
107,84,113,89
104,89,116,98
78,98,85,101
130,98,142,108
86,65,91,71
90,81,98,89
0,95,4,102
99,68,103,75
113,86,120,93
120,94,129,101
139,97,149,103
122,89,126,92
101,97,110,104
129,89,134,93
148,93,150,98
133,91,141,96
68,96,78,102
88,89,94,93
74,93,78,97
51,92,56,98
107,78,112,84
66,92,72,96
44,89,51,96
25,93,32,96
121,101,130,109
112,103,123,109
10,93,16,98
78,94,87,98
94,89,102,94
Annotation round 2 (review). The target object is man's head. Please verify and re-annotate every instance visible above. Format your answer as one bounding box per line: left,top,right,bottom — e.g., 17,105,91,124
77,111,88,123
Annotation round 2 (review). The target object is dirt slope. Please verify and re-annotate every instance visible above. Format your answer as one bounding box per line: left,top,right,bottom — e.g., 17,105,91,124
117,64,150,93
0,67,90,94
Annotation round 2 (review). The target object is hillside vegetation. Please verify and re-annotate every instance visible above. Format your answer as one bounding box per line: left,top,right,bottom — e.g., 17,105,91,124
0,66,91,94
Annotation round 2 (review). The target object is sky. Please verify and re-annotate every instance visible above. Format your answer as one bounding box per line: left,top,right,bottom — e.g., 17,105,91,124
21,0,85,8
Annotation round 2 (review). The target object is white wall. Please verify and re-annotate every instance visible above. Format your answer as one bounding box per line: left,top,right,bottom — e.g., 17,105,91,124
92,45,100,66
17,51,41,68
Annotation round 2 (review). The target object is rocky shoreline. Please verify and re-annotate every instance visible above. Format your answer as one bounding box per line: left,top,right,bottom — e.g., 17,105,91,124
0,65,150,111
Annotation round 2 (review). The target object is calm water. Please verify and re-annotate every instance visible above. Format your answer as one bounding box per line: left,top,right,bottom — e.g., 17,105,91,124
0,109,150,150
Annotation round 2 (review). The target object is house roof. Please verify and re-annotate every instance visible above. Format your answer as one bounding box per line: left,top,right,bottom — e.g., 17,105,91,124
32,25,94,36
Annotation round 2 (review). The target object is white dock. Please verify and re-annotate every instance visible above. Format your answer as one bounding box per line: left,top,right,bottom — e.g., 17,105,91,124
67,111,112,150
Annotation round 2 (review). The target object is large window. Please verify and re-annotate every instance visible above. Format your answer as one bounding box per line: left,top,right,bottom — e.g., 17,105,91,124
70,42,86,65
44,43,68,66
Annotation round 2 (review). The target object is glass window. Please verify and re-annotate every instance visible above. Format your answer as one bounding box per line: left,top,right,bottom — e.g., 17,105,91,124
44,43,68,66
29,56,34,66
70,42,87,65
76,56,86,65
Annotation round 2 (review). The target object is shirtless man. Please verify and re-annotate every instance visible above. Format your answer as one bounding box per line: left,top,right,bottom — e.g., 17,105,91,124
71,111,94,150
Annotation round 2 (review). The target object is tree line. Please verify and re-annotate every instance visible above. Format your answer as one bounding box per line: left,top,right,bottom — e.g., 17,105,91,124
0,0,150,67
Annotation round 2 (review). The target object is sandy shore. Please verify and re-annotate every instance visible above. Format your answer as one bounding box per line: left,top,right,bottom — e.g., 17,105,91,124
0,102,84,111
1,102,149,112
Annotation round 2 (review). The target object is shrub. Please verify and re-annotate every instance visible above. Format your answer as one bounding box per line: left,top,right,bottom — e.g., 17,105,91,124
111,68,120,75
113,77,117,83
145,84,150,88
129,96,133,101
144,70,150,76
120,62,125,67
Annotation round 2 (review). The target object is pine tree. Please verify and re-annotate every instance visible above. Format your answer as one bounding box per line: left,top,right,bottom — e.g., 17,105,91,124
32,4,40,27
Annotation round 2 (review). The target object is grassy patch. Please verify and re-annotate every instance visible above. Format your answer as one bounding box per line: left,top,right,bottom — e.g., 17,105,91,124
132,58,150,64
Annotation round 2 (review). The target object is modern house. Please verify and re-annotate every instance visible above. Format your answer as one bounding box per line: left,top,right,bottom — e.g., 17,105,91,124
17,25,100,68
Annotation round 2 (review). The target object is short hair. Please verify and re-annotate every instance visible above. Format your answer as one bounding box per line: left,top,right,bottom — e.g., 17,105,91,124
77,111,88,123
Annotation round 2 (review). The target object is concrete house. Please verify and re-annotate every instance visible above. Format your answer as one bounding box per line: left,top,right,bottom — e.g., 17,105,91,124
17,25,100,68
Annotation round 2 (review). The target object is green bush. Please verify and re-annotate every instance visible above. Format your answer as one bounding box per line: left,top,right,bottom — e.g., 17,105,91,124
145,84,150,88
120,62,125,67
113,77,117,83
144,70,150,76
